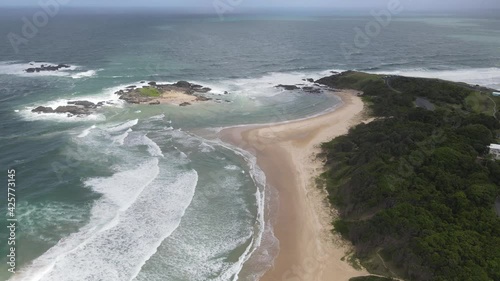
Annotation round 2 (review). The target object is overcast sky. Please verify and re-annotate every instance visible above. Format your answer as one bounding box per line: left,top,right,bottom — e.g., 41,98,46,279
2,0,499,11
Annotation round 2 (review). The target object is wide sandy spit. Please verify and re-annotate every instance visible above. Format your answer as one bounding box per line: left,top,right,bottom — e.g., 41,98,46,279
221,90,370,281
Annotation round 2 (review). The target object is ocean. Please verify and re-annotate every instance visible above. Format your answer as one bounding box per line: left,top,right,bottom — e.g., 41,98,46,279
0,9,499,281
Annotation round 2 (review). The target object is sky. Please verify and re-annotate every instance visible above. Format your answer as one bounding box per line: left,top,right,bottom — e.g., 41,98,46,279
1,0,499,11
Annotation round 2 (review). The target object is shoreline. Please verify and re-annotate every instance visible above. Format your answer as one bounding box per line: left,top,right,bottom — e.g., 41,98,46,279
220,90,370,281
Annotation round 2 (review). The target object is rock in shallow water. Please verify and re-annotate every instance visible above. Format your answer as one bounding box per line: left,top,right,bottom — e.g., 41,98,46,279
32,100,101,116
302,87,322,94
276,84,300,90
25,64,70,73
54,106,90,116
32,106,54,113
172,81,191,88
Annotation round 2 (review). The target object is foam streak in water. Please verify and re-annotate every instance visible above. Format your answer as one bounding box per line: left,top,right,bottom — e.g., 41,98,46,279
208,140,271,281
10,159,162,281
106,119,139,132
0,61,97,79
77,125,97,138
34,169,198,281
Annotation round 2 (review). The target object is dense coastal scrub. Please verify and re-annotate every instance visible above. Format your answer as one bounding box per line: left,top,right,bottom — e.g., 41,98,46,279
317,72,500,281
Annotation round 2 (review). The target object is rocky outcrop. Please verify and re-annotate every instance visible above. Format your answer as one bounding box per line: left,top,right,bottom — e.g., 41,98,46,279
315,71,352,88
25,64,70,73
31,100,102,116
31,80,217,117
302,87,322,94
172,81,191,88
276,84,323,94
116,81,213,105
170,81,212,93
32,106,54,113
32,105,88,116
54,106,89,115
117,89,153,104
276,84,300,91
195,96,212,102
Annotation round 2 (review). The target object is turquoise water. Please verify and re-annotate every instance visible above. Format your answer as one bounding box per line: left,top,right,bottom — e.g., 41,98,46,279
1,10,500,281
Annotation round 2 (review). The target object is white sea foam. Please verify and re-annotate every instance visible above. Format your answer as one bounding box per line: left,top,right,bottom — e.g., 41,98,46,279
218,142,270,281
133,158,258,281
224,165,240,171
148,113,165,121
105,119,139,133
18,69,336,124
0,61,98,79
87,159,160,211
78,125,97,138
12,158,198,281
368,67,500,89
142,135,165,157
18,83,138,122
11,159,161,281
19,110,106,123
200,142,215,153
112,128,132,145
55,84,128,108
124,132,165,157
188,138,272,281
99,119,164,156
192,70,332,98
70,69,98,79
167,129,200,148
33,82,139,112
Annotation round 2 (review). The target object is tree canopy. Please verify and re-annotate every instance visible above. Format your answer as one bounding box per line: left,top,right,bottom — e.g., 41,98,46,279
317,72,500,281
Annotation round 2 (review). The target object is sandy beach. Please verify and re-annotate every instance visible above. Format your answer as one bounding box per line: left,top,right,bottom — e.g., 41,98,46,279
221,90,370,281
155,89,199,105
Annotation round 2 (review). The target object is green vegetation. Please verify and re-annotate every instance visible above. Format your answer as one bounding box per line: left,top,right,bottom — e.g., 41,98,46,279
465,91,494,114
323,71,383,90
317,72,500,281
341,250,363,270
139,87,161,97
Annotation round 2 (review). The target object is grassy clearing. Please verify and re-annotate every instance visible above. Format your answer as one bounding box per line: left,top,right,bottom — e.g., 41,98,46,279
465,91,496,115
139,87,161,97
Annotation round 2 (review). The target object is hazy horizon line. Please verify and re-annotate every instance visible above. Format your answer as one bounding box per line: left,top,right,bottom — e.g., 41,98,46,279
1,4,499,11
